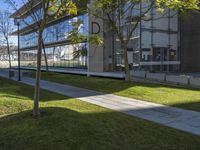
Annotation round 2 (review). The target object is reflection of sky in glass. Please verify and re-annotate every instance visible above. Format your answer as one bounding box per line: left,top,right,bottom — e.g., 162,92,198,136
19,9,43,30
20,14,88,49
19,42,88,69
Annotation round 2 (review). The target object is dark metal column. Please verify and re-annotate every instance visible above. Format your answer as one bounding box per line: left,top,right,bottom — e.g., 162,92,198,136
17,23,21,81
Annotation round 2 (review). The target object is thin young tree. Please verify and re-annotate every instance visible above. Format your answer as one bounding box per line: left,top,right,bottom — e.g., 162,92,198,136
8,0,77,118
7,0,54,72
68,16,104,69
0,11,15,69
89,0,199,81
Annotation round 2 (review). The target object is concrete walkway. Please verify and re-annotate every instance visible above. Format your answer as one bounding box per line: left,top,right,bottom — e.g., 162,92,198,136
1,71,200,136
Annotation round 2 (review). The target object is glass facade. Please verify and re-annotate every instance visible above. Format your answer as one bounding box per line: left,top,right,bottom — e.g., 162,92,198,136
19,8,43,30
20,43,87,68
20,14,88,49
18,14,88,69
115,3,141,69
115,3,180,72
140,8,179,72
14,2,180,73
0,51,17,69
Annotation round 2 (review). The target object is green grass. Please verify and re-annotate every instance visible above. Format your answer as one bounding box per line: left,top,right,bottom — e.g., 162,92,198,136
1,77,200,149
33,72,200,112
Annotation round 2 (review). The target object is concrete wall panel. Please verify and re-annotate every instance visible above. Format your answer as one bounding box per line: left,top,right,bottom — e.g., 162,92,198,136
146,73,165,81
166,75,189,85
132,71,147,78
190,78,200,87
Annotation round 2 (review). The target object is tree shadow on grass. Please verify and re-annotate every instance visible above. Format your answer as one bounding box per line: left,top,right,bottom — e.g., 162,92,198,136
1,107,200,150
39,72,200,95
171,101,200,112
43,72,199,86
0,77,68,102
31,72,200,111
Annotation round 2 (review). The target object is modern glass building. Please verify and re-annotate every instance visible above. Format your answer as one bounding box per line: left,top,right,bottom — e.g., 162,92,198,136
114,4,180,72
9,0,199,75
19,14,88,68
11,0,88,69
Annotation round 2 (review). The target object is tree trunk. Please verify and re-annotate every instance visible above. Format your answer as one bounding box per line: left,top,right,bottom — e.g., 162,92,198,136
7,42,11,69
122,43,131,81
33,30,43,118
53,47,55,67
42,39,49,72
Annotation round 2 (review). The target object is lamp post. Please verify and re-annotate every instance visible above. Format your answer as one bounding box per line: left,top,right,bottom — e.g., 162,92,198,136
14,18,21,81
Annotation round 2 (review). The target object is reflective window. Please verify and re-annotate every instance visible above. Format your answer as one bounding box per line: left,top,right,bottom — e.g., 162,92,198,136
19,43,88,68
20,14,88,49
20,8,43,30
115,2,179,72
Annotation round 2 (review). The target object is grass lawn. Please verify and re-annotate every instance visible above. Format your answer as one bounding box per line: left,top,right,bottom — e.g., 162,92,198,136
31,72,200,112
1,77,200,150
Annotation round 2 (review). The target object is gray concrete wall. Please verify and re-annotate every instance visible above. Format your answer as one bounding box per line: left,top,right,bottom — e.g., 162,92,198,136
88,0,114,72
132,71,147,78
190,77,200,87
146,73,166,81
166,75,189,85
103,22,115,71
88,13,104,72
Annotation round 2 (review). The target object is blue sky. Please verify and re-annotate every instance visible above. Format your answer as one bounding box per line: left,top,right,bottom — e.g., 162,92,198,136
0,0,21,45
0,0,13,12
0,0,22,12
0,1,8,10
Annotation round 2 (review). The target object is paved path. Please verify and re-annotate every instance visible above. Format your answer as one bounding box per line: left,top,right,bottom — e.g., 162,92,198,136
1,71,200,136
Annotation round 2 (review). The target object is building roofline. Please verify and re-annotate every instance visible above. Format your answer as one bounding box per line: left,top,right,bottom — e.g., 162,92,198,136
11,12,88,35
10,0,87,18
10,0,41,18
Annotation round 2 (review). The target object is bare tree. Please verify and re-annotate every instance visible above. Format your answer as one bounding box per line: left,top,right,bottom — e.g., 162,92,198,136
7,0,53,72
8,0,78,118
0,11,15,69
